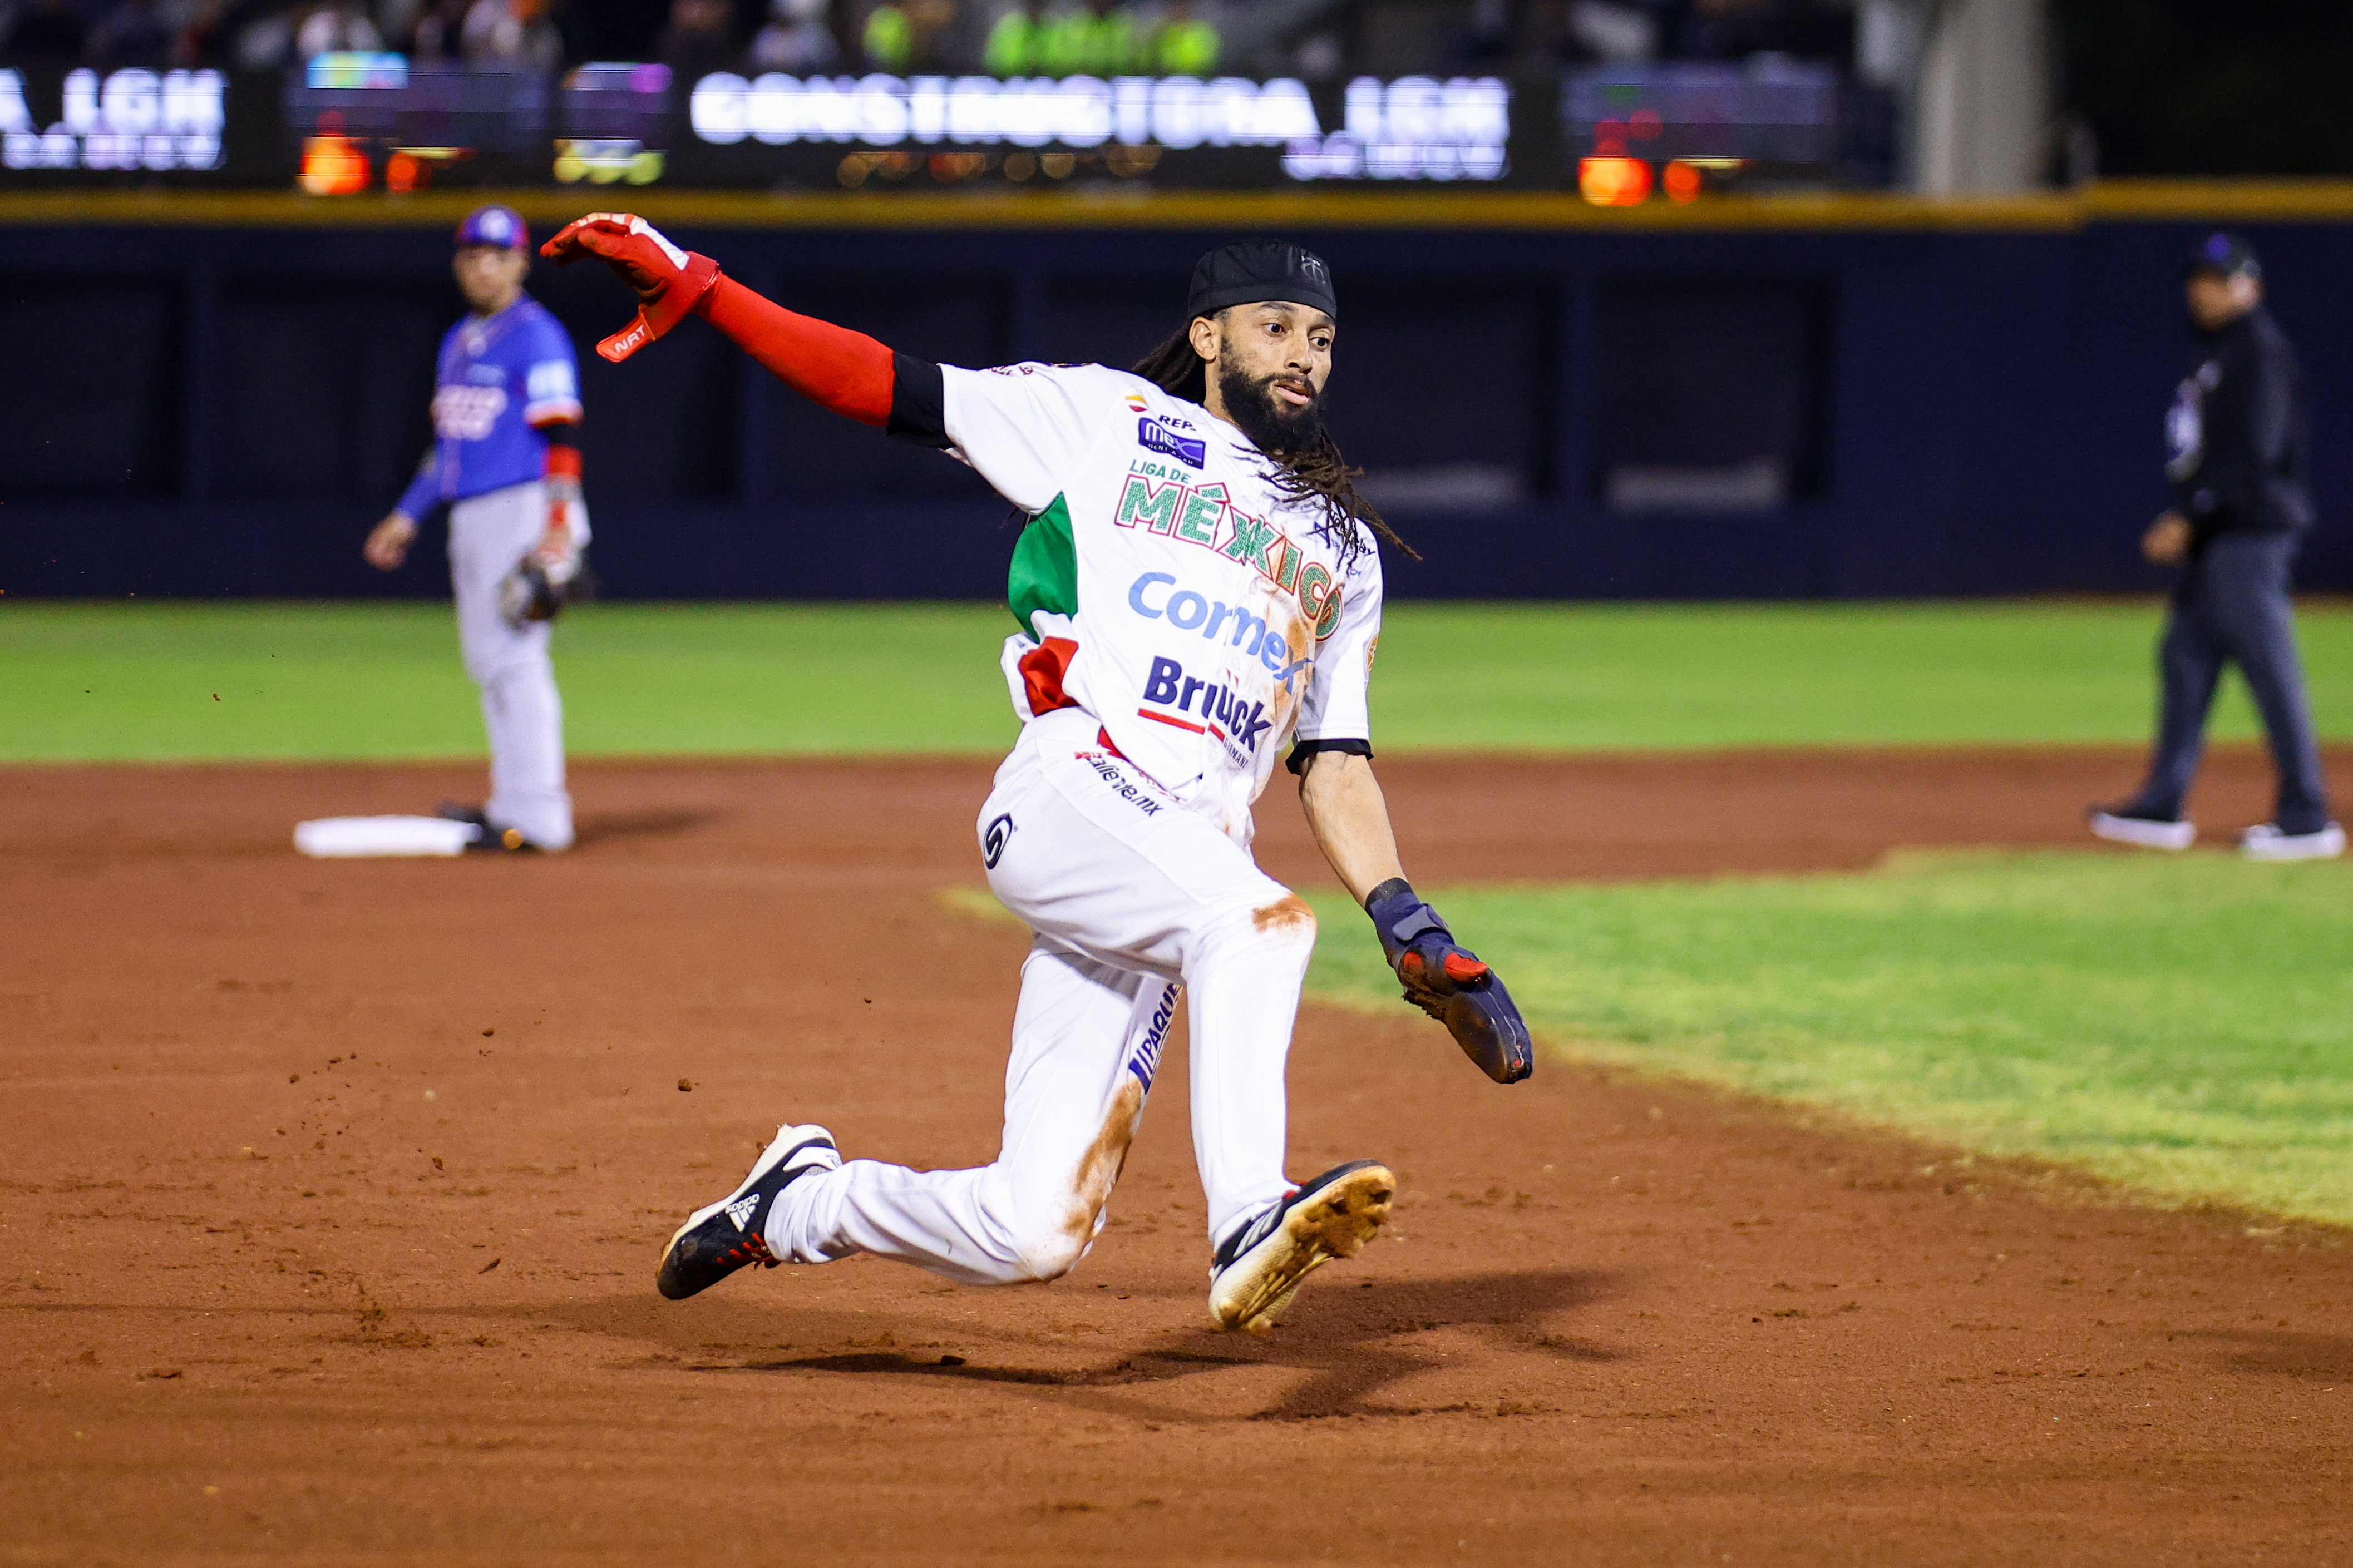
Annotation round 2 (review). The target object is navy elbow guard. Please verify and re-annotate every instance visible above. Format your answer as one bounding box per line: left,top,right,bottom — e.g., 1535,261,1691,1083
1363,878,1533,1085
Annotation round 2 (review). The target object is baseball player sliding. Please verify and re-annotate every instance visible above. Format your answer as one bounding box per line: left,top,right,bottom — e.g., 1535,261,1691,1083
546,213,1531,1335
363,204,589,853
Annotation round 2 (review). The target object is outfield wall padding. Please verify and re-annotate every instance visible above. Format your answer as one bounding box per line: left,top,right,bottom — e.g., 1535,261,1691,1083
3,213,2349,600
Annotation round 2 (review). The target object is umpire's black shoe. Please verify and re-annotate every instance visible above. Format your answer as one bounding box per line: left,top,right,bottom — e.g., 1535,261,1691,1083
656,1124,839,1301
1207,1160,1394,1337
435,800,532,853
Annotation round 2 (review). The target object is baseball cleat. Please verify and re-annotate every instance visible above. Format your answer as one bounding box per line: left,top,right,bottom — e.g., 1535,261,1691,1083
656,1124,838,1301
2238,822,2345,862
436,801,531,852
2087,806,2196,851
1207,1160,1394,1337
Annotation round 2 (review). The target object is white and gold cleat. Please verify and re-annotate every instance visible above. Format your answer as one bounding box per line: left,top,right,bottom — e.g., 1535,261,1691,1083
1207,1161,1394,1337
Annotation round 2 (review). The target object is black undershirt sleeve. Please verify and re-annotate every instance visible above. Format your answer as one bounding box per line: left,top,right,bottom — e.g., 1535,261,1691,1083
1286,737,1373,776
886,353,950,448
536,421,578,451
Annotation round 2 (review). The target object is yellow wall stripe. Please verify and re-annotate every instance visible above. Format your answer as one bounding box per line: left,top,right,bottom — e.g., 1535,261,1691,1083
6,180,2353,232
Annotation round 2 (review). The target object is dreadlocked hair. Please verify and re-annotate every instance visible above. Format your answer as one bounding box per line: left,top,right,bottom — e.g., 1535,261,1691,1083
1129,324,1418,566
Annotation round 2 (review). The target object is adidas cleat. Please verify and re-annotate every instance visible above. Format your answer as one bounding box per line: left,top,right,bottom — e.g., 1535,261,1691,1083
655,1124,838,1301
1208,1160,1394,1337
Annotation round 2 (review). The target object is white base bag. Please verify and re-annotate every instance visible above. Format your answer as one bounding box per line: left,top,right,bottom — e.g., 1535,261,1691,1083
294,815,476,858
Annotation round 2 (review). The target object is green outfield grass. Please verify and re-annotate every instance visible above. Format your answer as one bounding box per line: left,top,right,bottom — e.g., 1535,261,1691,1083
1303,852,2353,1227
2,598,2348,762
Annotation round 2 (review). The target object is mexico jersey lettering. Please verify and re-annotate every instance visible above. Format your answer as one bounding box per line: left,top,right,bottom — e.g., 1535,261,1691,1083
426,297,582,503
939,362,1382,844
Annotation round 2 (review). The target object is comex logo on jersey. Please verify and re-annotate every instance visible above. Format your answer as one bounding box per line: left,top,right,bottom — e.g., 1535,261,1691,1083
1128,572,1313,688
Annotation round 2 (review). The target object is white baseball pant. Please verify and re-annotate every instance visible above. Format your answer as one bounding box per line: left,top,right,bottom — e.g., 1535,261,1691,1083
768,705,1315,1283
447,479,582,851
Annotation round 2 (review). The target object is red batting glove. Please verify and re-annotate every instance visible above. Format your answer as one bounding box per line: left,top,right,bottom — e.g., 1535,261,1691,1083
540,212,722,364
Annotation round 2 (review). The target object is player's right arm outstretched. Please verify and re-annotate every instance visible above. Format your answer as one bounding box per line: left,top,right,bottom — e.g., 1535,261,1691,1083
540,213,950,442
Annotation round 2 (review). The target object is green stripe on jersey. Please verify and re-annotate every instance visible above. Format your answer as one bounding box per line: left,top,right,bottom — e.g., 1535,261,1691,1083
1007,493,1078,632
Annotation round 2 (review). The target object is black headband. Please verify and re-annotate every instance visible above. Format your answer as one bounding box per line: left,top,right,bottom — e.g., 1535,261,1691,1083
1187,239,1338,321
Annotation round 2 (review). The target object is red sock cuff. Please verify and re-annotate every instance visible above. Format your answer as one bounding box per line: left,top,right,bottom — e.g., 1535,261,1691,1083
694,275,895,428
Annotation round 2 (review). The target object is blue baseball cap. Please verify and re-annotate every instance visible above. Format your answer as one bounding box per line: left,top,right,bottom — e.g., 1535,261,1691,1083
456,204,528,252
2186,231,2260,281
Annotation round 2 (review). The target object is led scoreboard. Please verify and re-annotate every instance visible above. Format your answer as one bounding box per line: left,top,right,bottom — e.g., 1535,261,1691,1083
0,52,1873,195
680,71,1514,187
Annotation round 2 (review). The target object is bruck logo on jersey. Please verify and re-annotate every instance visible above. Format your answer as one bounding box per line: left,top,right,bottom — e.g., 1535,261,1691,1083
1138,417,1206,469
1138,655,1275,754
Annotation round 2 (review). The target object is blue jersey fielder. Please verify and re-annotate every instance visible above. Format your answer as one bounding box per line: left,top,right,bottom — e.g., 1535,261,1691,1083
396,296,583,517
364,202,589,854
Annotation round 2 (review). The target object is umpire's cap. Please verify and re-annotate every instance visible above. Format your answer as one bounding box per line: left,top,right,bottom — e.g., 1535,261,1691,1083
1188,239,1338,321
2186,231,2261,281
456,204,529,252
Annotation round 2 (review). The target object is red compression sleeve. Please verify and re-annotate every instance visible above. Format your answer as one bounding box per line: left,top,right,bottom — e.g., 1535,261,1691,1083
540,427,582,482
694,275,894,428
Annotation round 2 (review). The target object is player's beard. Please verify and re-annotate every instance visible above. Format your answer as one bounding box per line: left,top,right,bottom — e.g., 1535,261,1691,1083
1217,362,1324,456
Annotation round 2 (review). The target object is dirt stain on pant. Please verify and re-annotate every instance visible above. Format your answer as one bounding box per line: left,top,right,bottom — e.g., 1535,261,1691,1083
1252,894,1315,936
1065,1077,1145,1247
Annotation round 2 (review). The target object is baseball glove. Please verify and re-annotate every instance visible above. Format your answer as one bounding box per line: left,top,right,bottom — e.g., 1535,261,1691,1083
1363,879,1533,1085
497,550,588,628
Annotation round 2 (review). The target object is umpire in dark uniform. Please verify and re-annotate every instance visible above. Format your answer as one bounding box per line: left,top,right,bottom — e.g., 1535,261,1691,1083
2090,233,2341,860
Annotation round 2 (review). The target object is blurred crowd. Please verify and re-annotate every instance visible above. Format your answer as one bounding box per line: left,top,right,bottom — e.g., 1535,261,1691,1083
0,0,1856,80
0,0,1227,77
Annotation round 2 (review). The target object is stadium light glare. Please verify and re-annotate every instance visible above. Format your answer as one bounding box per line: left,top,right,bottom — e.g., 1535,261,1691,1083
1578,155,1651,206
298,132,370,195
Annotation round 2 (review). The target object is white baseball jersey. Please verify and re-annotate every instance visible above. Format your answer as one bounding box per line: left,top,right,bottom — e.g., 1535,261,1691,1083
939,361,1383,845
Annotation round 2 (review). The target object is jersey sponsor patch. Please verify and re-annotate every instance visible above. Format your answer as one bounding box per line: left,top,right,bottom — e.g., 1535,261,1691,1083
1074,749,1163,817
1127,572,1312,687
526,359,579,405
432,384,509,441
1124,983,1178,1092
981,812,1015,869
1138,417,1206,469
1140,655,1274,756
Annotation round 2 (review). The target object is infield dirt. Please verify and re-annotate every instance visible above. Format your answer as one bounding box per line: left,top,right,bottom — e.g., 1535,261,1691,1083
4,744,2349,1566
